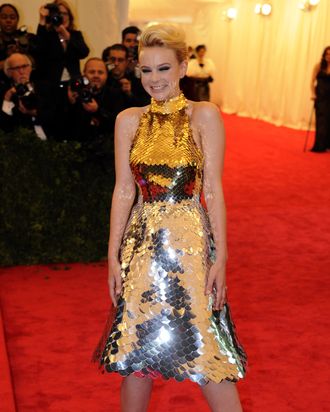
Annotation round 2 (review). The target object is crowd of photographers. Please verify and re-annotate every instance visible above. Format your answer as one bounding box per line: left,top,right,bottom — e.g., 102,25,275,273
0,1,150,143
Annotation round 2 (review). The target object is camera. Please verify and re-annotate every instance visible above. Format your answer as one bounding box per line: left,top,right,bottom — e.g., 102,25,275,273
45,3,63,27
105,62,115,72
15,83,38,111
128,45,138,62
70,76,95,103
0,26,30,56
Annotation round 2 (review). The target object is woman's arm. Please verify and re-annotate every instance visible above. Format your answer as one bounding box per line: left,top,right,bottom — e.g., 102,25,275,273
108,108,139,306
196,102,227,310
311,63,320,99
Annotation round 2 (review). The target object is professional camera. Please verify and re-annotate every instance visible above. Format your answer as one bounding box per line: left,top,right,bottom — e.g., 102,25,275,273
15,82,38,111
45,3,63,27
70,76,95,103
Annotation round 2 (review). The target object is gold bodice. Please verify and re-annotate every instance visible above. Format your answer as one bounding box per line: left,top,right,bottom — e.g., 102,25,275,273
129,93,203,203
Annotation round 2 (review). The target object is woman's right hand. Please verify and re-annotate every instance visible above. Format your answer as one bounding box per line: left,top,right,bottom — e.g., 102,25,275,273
108,259,122,307
39,5,49,25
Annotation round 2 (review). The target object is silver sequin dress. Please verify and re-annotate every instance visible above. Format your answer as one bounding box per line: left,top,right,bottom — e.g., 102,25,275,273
96,94,247,385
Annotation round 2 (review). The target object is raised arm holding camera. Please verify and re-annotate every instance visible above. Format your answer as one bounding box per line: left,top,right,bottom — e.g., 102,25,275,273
35,1,89,83
102,44,150,108
34,1,89,139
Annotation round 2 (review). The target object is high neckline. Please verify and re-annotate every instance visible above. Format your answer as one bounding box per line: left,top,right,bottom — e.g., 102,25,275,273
150,92,187,114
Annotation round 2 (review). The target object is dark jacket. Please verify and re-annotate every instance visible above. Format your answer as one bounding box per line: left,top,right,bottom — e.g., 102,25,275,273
34,24,89,84
0,79,56,137
67,85,126,142
106,71,150,108
0,30,37,63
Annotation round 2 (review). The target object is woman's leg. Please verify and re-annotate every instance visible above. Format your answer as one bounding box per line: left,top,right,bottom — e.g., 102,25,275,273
201,380,243,412
121,375,153,412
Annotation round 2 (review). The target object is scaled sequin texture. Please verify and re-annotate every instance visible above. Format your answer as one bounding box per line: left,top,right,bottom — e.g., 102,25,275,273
99,93,247,385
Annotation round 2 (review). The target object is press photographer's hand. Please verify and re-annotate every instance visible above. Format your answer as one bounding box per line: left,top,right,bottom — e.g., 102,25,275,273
82,98,98,113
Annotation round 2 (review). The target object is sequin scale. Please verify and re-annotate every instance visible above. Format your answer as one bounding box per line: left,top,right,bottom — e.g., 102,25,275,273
99,93,247,385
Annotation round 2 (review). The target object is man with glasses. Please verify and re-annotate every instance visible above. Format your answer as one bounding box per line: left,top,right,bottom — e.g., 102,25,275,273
121,25,140,74
102,44,149,108
0,52,53,138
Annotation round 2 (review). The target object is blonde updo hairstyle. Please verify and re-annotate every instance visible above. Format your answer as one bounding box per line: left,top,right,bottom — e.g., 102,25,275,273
138,24,188,64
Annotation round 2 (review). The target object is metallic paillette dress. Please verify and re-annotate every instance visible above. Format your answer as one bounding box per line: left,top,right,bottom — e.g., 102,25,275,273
97,93,247,385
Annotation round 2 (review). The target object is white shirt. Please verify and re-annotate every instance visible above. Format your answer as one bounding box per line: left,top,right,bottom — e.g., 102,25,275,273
2,100,47,140
187,58,216,79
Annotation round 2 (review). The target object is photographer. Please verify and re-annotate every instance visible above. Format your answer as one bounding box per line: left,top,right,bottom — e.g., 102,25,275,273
34,1,89,139
102,44,150,108
0,53,53,138
121,25,140,74
67,57,125,142
0,4,37,71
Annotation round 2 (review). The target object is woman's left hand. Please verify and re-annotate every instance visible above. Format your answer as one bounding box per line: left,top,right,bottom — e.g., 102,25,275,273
205,260,227,310
56,25,70,41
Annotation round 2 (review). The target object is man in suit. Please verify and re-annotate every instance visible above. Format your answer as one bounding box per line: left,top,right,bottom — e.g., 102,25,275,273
67,57,125,142
102,44,150,108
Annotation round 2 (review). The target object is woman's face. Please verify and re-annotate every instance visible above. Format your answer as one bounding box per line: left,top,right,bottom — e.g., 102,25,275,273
58,4,70,28
139,47,187,101
0,6,18,34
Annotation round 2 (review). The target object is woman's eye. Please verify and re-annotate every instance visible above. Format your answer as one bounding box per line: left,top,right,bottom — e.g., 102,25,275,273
159,66,170,71
141,69,151,73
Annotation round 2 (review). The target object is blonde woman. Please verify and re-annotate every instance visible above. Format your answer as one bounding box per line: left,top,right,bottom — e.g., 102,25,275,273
94,24,247,412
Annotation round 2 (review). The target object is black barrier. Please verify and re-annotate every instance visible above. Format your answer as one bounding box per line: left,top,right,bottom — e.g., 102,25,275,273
0,129,115,266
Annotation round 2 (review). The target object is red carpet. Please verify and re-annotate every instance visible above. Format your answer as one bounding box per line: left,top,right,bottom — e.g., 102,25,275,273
1,114,329,412
0,305,16,412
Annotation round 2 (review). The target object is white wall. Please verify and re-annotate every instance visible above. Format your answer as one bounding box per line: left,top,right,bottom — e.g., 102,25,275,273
191,0,330,129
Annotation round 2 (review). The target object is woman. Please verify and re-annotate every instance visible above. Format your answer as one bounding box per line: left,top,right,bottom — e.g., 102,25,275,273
310,46,330,152
94,24,247,412
0,3,37,71
35,1,89,138
35,1,89,83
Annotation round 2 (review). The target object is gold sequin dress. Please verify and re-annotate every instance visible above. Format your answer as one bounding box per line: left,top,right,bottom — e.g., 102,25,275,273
97,93,247,385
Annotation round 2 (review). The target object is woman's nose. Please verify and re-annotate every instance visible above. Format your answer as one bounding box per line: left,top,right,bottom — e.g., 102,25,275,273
151,70,159,82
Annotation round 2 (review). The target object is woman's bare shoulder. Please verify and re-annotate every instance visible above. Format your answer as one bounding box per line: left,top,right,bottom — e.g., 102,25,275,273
188,100,222,122
117,106,148,124
116,105,149,136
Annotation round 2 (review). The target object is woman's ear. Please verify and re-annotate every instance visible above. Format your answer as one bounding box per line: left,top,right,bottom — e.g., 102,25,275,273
179,60,188,79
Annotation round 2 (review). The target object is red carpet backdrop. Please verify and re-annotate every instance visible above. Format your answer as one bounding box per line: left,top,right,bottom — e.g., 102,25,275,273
1,114,330,412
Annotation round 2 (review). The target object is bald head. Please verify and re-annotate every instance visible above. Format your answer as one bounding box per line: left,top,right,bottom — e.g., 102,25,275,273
83,58,108,89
